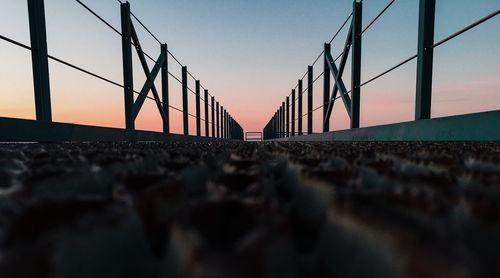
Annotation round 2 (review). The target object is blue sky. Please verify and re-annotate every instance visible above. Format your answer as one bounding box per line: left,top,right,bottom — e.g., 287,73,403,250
0,0,499,133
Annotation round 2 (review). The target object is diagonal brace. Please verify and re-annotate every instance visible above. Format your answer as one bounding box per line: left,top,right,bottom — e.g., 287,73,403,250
325,23,353,123
131,23,167,122
133,52,166,120
325,51,351,118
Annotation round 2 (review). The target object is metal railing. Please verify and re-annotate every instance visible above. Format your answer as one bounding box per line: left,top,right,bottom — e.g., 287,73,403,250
263,0,499,140
0,0,244,140
244,132,263,142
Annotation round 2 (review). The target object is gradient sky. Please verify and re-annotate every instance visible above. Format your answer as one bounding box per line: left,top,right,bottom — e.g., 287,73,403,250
0,0,499,135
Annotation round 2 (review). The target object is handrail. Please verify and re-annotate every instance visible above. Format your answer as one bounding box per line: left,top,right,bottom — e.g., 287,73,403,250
0,0,244,140
263,0,499,140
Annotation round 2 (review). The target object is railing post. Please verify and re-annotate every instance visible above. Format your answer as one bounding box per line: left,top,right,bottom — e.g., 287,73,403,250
269,115,272,139
161,44,170,134
273,115,276,139
265,121,268,140
226,112,229,139
223,109,226,139
351,0,362,129
271,114,274,139
229,116,232,139
204,90,209,137
282,102,286,138
278,108,281,138
281,107,283,138
27,0,52,122
182,66,188,135
195,80,201,136
298,80,303,135
216,102,220,138
273,111,280,139
415,0,435,120
221,106,224,139
263,123,266,140
264,123,267,140
323,43,331,132
120,1,134,129
225,111,228,139
276,110,280,138
211,96,215,137
307,66,313,134
286,96,290,137
291,89,296,137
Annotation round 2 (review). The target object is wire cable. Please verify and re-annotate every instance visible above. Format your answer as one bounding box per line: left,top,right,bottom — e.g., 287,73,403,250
359,54,417,88
0,34,31,50
75,0,121,36
360,0,396,35
168,72,183,84
48,54,125,89
432,9,499,49
130,12,162,45
329,12,353,44
167,51,183,67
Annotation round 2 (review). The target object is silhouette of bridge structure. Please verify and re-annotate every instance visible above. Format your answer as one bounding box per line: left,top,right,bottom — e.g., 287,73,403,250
0,0,243,142
0,0,499,142
262,0,500,141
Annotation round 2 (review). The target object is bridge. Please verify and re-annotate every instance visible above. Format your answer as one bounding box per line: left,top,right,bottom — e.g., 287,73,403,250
0,1,499,277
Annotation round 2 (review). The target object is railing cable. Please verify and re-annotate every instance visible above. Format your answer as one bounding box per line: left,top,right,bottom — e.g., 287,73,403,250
432,9,499,49
75,0,122,36
360,0,396,35
359,54,417,88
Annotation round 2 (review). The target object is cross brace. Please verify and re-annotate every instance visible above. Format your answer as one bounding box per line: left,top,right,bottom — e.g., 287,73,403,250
325,51,351,119
130,22,167,122
325,23,353,124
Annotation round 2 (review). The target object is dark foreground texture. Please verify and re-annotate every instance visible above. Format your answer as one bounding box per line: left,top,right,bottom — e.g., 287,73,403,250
0,142,499,278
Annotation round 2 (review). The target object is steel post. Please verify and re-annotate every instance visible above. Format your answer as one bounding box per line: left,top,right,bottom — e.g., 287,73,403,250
282,102,286,138
415,0,435,120
286,96,290,137
291,89,296,136
351,0,362,129
27,0,52,122
323,43,331,132
307,66,313,134
204,90,209,137
182,66,188,135
216,102,220,138
161,44,170,133
195,80,201,136
298,80,303,135
120,2,134,129
211,96,215,137
221,106,224,138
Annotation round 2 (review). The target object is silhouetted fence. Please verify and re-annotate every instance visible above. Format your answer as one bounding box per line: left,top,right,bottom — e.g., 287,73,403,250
245,132,263,142
263,0,499,140
0,0,244,141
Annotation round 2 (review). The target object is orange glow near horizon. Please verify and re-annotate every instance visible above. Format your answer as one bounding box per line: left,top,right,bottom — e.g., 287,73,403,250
1,76,499,134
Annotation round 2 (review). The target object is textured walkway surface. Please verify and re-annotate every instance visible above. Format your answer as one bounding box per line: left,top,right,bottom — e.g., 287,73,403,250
0,142,499,277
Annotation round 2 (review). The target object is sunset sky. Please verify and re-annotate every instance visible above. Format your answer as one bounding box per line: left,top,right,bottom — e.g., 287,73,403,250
0,0,499,135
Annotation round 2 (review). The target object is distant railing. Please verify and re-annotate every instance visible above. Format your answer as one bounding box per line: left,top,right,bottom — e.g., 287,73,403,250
263,0,499,140
0,0,244,140
245,132,263,142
